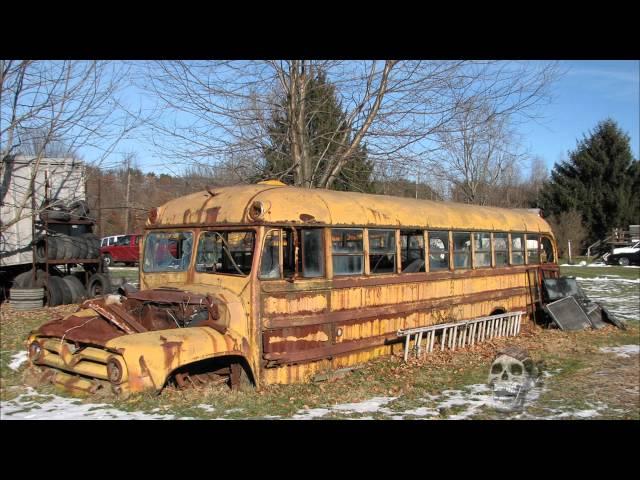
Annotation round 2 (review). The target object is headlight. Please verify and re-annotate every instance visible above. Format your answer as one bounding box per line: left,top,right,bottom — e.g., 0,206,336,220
106,357,124,384
28,341,42,362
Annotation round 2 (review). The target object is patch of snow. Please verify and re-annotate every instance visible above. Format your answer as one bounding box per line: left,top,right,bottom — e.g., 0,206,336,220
224,408,245,413
575,276,640,322
197,404,216,413
401,406,440,417
599,345,640,358
575,276,640,284
292,396,396,419
8,351,28,371
331,396,396,413
292,408,332,419
1,388,192,420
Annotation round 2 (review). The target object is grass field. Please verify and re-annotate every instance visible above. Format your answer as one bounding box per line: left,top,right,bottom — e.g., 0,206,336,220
1,265,638,420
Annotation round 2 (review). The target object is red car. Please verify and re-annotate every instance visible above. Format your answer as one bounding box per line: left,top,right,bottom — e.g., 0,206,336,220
100,234,141,266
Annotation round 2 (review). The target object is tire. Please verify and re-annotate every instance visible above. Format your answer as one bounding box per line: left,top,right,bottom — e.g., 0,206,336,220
34,235,58,262
50,236,66,260
12,269,47,288
62,275,87,303
81,233,100,258
44,276,63,306
71,236,88,259
11,271,33,288
39,210,71,222
68,200,90,218
11,299,44,311
10,287,44,300
103,254,113,267
88,273,112,297
34,236,46,263
49,276,72,305
57,235,74,260
618,257,630,266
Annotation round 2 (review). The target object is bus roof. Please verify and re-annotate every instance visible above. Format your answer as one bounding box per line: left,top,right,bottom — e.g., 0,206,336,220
149,183,554,234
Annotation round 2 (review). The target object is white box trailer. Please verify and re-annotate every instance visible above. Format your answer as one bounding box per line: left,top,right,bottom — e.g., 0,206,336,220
1,155,87,268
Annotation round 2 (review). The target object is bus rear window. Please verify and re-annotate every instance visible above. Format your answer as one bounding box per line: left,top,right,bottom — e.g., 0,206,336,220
143,232,193,272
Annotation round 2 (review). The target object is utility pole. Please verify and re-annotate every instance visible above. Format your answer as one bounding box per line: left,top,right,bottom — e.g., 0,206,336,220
124,167,131,233
96,172,102,237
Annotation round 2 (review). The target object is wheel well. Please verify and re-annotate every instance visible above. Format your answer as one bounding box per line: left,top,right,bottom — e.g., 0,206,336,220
168,355,255,389
490,307,507,316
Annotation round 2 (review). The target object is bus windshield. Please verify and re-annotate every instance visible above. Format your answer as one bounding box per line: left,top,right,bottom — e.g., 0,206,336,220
195,230,255,276
143,231,193,272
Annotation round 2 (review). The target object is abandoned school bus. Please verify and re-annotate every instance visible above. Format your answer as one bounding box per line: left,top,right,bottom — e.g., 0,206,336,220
26,181,559,395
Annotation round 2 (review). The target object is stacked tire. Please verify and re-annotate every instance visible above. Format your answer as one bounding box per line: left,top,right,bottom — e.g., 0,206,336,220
39,199,92,222
10,269,109,306
9,287,44,310
34,233,100,261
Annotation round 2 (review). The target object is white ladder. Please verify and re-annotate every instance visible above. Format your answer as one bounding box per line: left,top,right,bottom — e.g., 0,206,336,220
397,311,525,362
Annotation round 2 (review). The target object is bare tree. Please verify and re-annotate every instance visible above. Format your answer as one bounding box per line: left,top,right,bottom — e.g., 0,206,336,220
547,209,588,258
429,97,530,205
138,60,560,189
1,60,140,232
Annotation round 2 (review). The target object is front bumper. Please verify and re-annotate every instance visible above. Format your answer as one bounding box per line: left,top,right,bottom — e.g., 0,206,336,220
27,335,131,395
27,326,250,397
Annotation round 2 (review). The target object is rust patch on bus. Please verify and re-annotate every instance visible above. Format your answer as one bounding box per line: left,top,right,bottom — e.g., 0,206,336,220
206,207,220,223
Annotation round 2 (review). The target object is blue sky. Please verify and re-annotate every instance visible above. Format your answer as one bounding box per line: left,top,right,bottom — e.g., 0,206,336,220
521,60,639,167
84,60,639,175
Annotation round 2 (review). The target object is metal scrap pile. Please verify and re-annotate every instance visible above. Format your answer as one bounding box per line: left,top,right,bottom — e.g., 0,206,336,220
541,277,626,331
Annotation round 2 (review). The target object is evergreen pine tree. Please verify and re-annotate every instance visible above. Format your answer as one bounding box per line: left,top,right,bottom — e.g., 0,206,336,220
262,72,374,192
539,119,639,245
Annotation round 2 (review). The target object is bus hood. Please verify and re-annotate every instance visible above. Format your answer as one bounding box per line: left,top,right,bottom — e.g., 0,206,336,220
32,287,236,346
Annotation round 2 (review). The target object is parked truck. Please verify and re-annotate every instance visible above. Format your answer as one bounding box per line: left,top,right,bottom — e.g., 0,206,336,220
1,155,112,306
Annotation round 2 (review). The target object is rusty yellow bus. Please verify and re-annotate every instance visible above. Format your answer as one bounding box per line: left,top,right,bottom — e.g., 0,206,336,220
26,181,558,396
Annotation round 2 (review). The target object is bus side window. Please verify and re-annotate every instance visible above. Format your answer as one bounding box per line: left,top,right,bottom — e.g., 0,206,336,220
401,230,425,273
260,230,281,279
511,233,525,265
541,236,555,263
282,229,295,278
332,229,364,276
453,232,471,269
368,229,396,274
527,235,540,264
494,233,509,266
473,232,491,267
301,229,324,278
428,231,449,271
